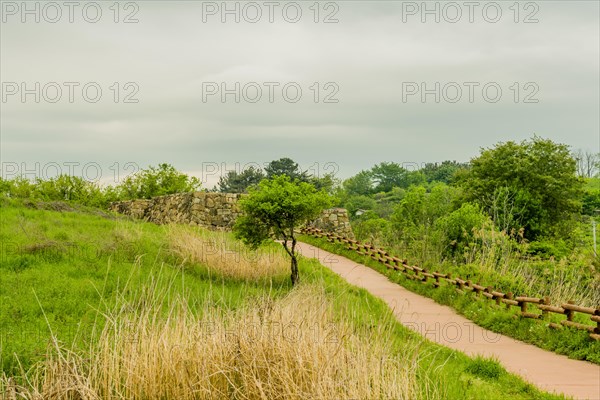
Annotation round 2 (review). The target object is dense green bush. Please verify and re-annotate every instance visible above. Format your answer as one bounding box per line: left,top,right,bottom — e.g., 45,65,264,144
353,215,392,244
116,163,200,199
435,203,491,257
1,175,107,207
390,184,458,252
0,164,200,208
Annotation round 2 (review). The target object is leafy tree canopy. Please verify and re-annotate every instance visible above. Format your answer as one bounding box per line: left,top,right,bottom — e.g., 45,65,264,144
264,157,310,182
342,170,373,197
308,173,339,194
217,166,264,193
458,137,583,239
421,161,469,184
371,162,425,192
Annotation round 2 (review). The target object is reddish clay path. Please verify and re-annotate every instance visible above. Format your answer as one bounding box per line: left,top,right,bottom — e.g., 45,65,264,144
297,242,600,400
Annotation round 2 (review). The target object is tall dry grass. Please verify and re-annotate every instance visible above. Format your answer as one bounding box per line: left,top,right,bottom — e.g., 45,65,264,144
168,226,289,281
465,226,600,306
0,282,426,400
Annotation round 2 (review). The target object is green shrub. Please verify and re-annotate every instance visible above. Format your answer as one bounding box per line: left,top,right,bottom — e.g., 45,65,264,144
436,203,490,257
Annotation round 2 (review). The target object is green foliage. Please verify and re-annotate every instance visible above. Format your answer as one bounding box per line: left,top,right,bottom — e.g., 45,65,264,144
458,137,584,240
1,177,35,199
34,175,106,206
1,175,107,207
391,184,458,243
0,177,12,195
371,162,425,192
234,175,332,285
342,170,373,196
217,166,265,193
234,175,332,248
264,157,310,182
421,160,469,184
352,216,392,244
584,177,600,190
344,195,377,218
308,173,339,194
436,203,490,257
1,163,200,207
217,160,337,195
117,163,200,199
1,159,336,209
526,240,569,260
582,179,600,216
372,187,407,218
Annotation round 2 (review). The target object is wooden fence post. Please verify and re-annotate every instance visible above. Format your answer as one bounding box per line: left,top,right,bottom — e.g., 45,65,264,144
541,296,550,319
456,277,464,291
519,299,527,316
566,300,575,322
491,287,500,306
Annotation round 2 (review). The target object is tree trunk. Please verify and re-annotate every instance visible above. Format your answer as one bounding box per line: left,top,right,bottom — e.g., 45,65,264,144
290,255,299,286
281,230,299,286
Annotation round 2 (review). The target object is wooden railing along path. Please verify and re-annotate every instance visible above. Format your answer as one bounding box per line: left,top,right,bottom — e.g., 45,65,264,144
301,227,600,341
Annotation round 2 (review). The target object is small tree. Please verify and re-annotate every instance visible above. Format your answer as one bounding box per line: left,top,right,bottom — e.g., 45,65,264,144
233,175,332,285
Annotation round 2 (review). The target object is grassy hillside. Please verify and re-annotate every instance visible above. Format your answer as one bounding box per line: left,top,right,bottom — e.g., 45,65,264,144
0,199,563,398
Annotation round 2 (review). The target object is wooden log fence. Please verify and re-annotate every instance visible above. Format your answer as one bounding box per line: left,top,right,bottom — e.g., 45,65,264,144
301,226,600,341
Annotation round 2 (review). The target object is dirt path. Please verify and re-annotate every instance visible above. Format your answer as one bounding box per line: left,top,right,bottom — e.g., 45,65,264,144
297,242,600,400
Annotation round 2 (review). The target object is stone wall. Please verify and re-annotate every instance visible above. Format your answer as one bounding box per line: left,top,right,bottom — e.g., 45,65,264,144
110,192,354,238
110,192,243,230
306,208,354,239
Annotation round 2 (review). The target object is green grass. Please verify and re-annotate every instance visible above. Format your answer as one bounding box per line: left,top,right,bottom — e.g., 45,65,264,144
299,234,600,365
0,199,565,398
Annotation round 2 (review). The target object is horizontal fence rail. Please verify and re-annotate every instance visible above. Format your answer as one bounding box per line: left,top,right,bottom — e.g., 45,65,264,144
301,227,600,341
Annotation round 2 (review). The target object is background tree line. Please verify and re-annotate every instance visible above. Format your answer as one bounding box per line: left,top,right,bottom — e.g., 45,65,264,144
0,158,336,208
336,137,599,265
2,140,598,260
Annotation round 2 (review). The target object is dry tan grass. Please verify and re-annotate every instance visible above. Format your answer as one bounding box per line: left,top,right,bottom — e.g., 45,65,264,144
465,227,600,306
167,226,289,281
1,283,424,400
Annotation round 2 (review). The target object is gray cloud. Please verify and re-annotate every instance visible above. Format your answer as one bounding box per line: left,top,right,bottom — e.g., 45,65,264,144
1,1,598,184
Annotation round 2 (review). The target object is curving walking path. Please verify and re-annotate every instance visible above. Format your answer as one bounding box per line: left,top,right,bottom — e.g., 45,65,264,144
297,242,600,400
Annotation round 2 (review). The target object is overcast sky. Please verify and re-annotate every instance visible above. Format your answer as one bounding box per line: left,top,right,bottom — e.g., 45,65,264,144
1,1,599,187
